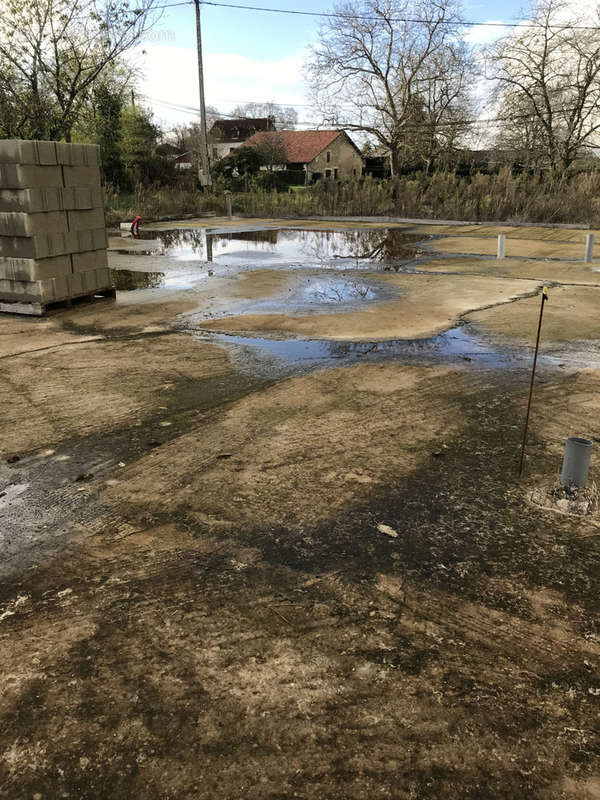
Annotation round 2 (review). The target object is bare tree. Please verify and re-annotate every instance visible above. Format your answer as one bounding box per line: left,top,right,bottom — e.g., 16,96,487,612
252,132,288,170
0,0,161,141
492,89,548,170
231,102,299,130
171,108,220,154
486,0,600,173
306,0,475,175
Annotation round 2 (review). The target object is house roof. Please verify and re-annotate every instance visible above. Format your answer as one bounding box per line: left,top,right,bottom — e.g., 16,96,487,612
246,130,348,164
209,117,275,142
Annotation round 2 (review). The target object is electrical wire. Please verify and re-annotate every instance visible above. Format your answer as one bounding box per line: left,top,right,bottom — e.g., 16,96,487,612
199,0,600,32
143,93,600,135
149,0,600,33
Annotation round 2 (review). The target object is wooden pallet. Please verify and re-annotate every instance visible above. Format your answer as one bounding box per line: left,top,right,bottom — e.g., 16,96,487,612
0,287,116,317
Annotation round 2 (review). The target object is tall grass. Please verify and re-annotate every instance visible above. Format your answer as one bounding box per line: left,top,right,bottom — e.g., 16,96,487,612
104,169,600,226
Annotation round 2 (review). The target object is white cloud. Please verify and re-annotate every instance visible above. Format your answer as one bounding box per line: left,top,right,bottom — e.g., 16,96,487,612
136,44,310,129
463,21,506,45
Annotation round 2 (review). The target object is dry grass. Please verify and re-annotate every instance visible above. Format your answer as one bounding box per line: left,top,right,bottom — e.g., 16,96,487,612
105,169,600,226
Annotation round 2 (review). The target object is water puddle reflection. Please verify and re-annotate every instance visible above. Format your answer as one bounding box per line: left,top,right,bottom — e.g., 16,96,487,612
128,226,425,270
190,326,537,374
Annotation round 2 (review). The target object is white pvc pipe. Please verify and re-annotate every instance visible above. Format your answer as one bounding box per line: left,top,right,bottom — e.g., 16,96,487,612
497,233,506,259
585,233,594,263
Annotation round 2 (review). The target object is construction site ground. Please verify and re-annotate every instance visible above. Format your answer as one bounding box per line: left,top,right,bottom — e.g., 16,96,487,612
1,217,599,800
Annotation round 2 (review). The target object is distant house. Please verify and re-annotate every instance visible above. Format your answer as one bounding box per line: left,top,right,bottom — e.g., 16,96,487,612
364,146,392,179
245,129,363,183
209,117,276,160
174,151,193,170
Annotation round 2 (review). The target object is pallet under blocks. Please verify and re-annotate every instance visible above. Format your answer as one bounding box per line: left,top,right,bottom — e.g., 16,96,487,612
0,139,114,315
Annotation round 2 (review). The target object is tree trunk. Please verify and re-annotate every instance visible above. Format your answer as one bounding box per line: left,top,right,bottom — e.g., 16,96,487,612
390,148,400,178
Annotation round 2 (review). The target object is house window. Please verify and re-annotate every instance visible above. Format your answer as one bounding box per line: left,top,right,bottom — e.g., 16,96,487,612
326,151,331,163
325,169,332,178
334,168,339,179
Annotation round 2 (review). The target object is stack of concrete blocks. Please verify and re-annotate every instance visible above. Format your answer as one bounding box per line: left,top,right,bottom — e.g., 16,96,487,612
0,139,113,314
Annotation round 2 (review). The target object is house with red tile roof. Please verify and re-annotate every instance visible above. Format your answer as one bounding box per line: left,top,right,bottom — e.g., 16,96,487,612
245,129,363,183
209,117,276,161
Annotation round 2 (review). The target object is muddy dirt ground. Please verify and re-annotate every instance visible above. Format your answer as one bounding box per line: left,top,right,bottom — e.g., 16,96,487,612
0,218,599,800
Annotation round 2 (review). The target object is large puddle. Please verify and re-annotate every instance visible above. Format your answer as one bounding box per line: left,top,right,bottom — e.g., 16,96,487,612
186,325,553,375
120,227,426,270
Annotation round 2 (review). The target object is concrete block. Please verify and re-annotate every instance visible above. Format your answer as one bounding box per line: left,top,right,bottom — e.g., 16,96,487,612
61,186,104,210
0,187,105,213
68,266,112,296
0,211,69,236
0,254,72,281
82,269,104,293
94,267,112,288
67,207,105,232
0,188,63,213
92,228,108,250
0,231,82,259
56,142,83,166
0,139,57,165
85,145,100,168
62,165,102,188
55,142,100,168
74,230,93,253
68,272,84,296
0,164,64,189
0,276,69,303
0,140,36,165
71,249,108,272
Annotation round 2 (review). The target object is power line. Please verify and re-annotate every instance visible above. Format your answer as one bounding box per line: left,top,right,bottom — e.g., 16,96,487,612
144,92,600,135
199,1,600,32
151,0,600,33
152,1,194,9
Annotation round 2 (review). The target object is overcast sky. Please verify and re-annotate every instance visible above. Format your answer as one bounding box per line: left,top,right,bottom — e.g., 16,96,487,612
136,0,527,131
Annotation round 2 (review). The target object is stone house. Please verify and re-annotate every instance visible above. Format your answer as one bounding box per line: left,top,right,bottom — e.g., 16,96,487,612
209,117,276,161
245,130,363,183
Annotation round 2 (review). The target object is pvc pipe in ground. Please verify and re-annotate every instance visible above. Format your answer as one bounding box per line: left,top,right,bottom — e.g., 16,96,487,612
585,233,595,263
561,437,592,488
497,233,506,259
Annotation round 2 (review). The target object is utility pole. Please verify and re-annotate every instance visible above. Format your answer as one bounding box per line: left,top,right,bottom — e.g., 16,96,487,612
194,0,212,187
